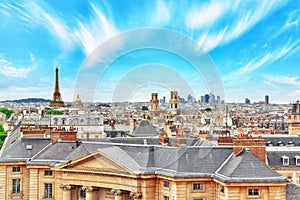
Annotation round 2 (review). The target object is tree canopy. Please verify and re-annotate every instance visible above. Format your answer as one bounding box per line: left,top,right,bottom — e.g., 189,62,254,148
0,124,6,148
47,110,63,115
142,106,148,111
0,108,13,118
205,107,212,112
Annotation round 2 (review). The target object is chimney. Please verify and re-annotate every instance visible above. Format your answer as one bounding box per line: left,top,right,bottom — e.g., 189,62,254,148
51,127,77,144
159,131,169,146
217,131,233,146
233,135,266,163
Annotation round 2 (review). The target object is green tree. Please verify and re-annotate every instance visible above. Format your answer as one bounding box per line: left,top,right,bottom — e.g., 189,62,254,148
205,107,212,112
0,124,6,148
142,106,148,111
0,108,13,118
47,110,63,115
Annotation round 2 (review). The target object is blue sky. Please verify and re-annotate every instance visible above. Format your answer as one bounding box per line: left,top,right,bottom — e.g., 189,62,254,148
0,0,300,103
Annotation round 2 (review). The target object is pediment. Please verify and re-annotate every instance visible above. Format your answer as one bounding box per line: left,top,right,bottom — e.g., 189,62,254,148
56,150,134,175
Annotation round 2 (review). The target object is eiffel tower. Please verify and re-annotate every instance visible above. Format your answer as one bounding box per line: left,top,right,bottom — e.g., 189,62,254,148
49,67,65,107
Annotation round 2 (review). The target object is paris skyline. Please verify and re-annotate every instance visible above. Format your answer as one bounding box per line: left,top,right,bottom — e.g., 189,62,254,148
0,0,300,103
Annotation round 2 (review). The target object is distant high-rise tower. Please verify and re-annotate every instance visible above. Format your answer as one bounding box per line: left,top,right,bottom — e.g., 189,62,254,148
204,94,210,103
245,98,250,104
169,91,179,109
150,93,159,111
265,95,269,105
49,67,65,107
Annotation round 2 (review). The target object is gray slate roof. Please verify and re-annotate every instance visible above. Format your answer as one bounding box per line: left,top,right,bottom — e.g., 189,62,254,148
129,119,159,137
215,149,287,182
88,137,209,147
0,137,50,162
97,144,233,177
287,183,300,200
263,136,300,146
0,135,288,183
267,151,300,168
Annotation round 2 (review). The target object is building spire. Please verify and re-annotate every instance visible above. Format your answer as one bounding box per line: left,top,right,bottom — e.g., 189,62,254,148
49,67,65,107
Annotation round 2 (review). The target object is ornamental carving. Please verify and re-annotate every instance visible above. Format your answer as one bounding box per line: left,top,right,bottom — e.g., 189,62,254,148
130,191,142,199
82,186,97,192
111,189,124,196
60,184,73,191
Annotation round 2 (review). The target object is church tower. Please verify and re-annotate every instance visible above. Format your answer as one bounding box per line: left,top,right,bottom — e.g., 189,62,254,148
150,93,159,111
49,67,65,107
288,100,300,134
169,91,179,109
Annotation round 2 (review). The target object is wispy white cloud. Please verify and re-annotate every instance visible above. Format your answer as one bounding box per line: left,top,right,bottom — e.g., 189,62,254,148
284,8,300,29
150,0,171,25
1,1,73,51
0,58,32,78
73,3,119,55
262,80,280,90
1,1,119,56
264,75,300,87
223,39,300,83
30,53,35,62
186,1,288,51
186,1,231,29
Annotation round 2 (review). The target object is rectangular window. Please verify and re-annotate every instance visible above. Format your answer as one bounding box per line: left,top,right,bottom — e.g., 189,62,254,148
220,186,225,193
248,188,259,196
296,158,300,166
283,158,289,166
12,179,21,194
12,166,21,172
193,183,203,190
163,196,169,200
163,181,169,188
44,183,53,198
44,170,53,176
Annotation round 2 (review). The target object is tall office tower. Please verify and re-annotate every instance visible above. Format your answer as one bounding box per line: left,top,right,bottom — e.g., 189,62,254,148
169,91,179,109
200,96,205,103
245,98,250,104
49,67,65,107
210,93,216,103
217,95,221,104
265,95,269,105
204,94,210,103
150,93,159,111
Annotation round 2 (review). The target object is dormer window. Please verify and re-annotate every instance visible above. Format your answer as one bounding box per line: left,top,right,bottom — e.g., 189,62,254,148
278,141,284,146
288,141,295,146
266,141,273,146
295,156,300,166
282,156,289,166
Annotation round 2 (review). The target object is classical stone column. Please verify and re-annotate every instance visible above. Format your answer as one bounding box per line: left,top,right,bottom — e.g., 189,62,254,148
111,189,125,200
129,191,142,200
60,184,73,200
83,186,97,200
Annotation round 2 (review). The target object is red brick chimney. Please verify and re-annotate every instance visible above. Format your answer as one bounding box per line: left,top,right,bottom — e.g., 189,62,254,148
233,135,266,163
217,131,233,146
51,127,77,144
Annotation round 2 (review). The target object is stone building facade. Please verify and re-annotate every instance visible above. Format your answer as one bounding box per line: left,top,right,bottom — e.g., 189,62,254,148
0,127,289,200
